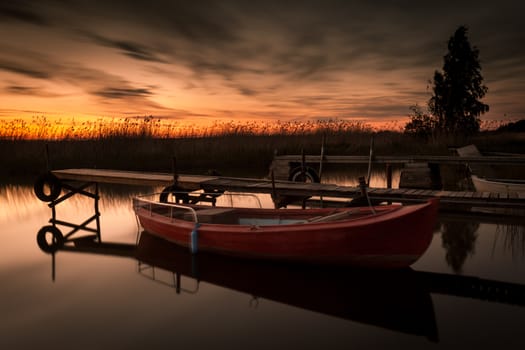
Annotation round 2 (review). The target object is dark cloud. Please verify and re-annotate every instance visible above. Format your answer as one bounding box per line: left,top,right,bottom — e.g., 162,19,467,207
83,33,167,63
94,87,153,99
57,1,240,45
21,2,525,81
160,3,240,43
0,60,51,79
5,85,61,97
6,85,34,94
237,87,257,96
0,2,49,26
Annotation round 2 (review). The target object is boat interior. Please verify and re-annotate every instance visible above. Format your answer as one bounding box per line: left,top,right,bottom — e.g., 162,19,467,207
136,198,393,226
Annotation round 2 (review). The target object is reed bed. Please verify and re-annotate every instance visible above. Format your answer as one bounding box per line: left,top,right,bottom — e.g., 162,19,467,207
1,116,523,180
0,116,376,140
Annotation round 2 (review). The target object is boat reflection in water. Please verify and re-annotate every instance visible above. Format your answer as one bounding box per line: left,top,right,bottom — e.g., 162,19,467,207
40,229,439,342
136,231,440,342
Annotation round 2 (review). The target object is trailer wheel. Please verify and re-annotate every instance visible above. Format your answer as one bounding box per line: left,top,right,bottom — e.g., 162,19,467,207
37,225,64,253
288,166,320,183
34,172,62,202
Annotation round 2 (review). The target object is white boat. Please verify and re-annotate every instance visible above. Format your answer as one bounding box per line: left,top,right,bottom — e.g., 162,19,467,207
471,175,525,193
456,145,525,193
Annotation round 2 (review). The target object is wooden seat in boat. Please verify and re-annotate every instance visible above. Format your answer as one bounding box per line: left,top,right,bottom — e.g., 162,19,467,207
192,208,238,224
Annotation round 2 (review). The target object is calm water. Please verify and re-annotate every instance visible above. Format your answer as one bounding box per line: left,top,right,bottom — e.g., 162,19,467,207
1,176,524,350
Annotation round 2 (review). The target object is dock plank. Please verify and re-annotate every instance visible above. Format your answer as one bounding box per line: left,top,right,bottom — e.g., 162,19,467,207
53,168,174,186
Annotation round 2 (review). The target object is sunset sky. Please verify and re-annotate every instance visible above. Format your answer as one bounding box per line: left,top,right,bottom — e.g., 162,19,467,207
1,0,524,130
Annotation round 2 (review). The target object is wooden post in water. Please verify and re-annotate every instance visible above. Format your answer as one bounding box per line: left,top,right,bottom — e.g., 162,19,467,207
318,134,325,182
319,135,325,207
366,136,374,186
299,152,307,209
172,156,179,184
94,182,101,242
301,148,306,179
386,163,392,189
359,176,376,214
271,170,278,209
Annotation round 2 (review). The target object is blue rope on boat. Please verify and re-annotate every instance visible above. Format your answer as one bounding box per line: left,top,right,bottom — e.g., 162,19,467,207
190,222,201,254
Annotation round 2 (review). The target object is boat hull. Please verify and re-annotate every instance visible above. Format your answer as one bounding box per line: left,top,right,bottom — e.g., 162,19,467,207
134,199,439,268
471,175,525,193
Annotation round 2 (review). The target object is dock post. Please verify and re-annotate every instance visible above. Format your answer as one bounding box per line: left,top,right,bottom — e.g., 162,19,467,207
172,156,179,184
94,182,101,242
366,136,374,185
301,148,306,179
359,176,376,214
319,135,325,208
300,148,308,208
300,149,307,209
271,170,278,209
386,163,392,189
318,134,325,182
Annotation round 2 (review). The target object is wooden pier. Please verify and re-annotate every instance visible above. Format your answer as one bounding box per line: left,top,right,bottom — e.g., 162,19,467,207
49,168,525,211
269,152,525,187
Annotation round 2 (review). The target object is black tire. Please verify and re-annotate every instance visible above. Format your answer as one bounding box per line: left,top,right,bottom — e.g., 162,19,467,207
34,173,62,202
37,226,64,253
288,166,320,183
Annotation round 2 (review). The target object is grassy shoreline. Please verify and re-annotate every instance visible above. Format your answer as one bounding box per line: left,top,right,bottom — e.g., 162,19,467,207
2,130,524,182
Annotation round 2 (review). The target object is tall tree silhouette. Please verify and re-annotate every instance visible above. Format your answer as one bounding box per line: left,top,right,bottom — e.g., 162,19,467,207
428,26,489,135
405,26,489,137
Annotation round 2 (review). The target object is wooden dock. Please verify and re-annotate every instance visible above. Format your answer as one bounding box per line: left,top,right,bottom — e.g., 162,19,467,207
268,145,525,191
51,168,525,211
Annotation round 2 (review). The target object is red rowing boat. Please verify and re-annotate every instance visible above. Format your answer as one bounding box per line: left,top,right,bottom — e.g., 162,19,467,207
133,197,439,268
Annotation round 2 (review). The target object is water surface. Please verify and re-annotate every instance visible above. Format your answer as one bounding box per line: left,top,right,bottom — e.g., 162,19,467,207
1,178,524,349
